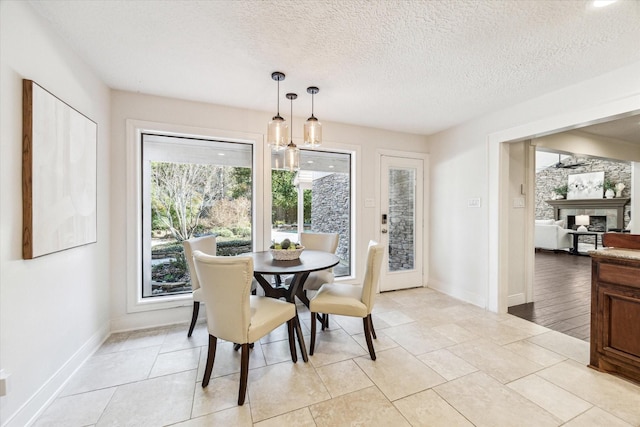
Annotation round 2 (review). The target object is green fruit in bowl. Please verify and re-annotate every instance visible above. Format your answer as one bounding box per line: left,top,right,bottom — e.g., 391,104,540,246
289,245,297,251
274,244,282,250
281,238,291,249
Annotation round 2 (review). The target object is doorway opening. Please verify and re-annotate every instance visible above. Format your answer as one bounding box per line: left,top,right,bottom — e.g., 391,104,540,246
505,121,637,340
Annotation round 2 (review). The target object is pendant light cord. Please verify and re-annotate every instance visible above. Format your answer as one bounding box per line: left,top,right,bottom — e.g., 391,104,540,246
277,79,280,116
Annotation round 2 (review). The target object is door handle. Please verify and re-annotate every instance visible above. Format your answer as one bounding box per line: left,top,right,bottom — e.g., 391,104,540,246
381,229,388,234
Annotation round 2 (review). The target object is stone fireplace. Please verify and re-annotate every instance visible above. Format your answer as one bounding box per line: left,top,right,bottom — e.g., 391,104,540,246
546,198,630,231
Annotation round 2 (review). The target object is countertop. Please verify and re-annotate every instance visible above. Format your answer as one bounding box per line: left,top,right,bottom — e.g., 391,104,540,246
588,247,640,261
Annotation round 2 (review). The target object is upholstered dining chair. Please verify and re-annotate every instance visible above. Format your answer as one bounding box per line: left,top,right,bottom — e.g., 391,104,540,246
192,251,297,405
183,235,217,337
285,232,339,300
184,235,257,338
309,241,384,360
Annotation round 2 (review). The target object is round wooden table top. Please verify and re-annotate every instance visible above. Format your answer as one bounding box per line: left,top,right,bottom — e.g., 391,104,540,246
241,250,339,275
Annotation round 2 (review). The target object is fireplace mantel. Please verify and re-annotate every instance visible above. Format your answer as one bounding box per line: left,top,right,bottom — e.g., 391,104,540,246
546,198,630,229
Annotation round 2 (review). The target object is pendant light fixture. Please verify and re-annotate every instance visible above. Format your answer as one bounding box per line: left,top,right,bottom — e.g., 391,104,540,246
304,86,322,147
284,92,300,171
267,72,288,151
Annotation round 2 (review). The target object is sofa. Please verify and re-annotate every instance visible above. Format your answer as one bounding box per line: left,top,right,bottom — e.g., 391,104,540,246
535,219,572,250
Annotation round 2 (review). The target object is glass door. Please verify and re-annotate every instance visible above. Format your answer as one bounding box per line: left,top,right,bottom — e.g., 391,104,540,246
379,155,424,291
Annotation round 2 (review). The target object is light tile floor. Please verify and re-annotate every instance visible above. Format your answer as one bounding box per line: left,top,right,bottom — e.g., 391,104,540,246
34,287,640,426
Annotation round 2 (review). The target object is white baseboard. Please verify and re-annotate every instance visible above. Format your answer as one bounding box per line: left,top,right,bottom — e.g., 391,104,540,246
110,305,195,333
508,292,526,307
4,323,110,427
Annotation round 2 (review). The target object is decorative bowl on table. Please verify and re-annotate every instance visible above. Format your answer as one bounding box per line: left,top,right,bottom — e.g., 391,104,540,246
270,246,305,260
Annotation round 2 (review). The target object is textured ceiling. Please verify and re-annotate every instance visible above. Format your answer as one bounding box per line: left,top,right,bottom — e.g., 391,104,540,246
28,0,640,135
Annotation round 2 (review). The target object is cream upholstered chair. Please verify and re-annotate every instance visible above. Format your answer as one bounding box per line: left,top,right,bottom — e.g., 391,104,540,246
183,235,257,337
183,235,217,337
285,232,339,299
309,241,384,360
192,251,297,405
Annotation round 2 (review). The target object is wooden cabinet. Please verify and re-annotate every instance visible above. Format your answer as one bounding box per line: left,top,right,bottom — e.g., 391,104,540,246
590,234,640,384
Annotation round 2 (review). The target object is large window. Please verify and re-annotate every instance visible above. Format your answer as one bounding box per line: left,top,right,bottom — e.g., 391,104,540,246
130,124,355,307
271,149,352,277
141,134,253,298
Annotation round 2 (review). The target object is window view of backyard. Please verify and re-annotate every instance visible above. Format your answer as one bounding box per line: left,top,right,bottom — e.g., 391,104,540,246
143,133,353,299
143,135,253,298
271,149,352,278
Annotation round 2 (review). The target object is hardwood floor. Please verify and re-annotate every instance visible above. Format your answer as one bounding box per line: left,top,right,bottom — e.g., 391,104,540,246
508,250,591,341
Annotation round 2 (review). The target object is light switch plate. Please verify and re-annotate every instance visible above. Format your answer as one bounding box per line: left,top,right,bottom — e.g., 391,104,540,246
468,198,481,208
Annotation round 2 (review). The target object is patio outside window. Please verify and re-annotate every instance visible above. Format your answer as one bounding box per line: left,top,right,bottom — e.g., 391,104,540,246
141,134,253,298
271,149,352,277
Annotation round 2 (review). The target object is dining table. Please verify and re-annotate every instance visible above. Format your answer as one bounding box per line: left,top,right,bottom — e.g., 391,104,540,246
240,249,340,362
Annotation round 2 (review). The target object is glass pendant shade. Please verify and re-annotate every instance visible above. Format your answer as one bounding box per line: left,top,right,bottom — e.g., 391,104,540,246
304,117,322,147
284,141,299,172
267,115,288,151
304,86,322,147
267,71,287,151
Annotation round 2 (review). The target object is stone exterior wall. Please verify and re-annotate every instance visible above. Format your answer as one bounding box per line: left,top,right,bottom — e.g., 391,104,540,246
536,156,631,228
388,169,415,271
311,173,350,263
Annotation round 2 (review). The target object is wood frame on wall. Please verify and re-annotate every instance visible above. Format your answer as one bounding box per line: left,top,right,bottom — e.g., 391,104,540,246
22,79,97,259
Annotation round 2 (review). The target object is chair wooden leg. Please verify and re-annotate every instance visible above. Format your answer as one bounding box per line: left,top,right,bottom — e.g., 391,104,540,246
202,335,217,387
287,319,297,363
321,313,329,331
310,311,317,355
298,289,311,307
238,343,250,405
369,315,377,339
294,313,309,362
363,315,376,361
188,301,200,337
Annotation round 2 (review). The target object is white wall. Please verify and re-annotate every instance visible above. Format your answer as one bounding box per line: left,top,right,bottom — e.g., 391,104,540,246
109,91,429,331
427,120,491,306
427,61,640,311
0,2,111,426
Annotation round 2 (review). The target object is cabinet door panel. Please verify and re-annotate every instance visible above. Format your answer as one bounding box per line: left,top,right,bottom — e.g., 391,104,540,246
608,294,640,357
598,263,640,289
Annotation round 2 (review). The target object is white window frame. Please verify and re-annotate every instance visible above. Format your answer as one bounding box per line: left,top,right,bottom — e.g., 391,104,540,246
125,119,265,313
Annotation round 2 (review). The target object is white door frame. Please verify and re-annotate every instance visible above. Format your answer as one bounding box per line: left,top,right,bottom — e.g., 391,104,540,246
376,150,429,292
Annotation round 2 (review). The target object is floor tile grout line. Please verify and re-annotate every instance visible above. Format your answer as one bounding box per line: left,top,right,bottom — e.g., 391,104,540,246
35,286,640,426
